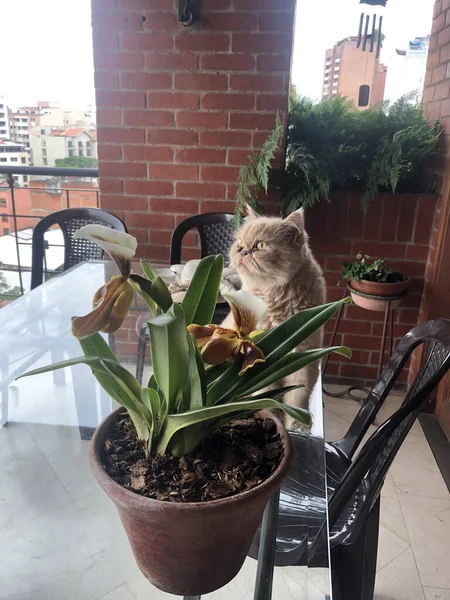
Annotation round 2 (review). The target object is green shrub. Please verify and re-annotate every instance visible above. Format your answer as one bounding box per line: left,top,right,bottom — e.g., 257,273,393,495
282,94,441,213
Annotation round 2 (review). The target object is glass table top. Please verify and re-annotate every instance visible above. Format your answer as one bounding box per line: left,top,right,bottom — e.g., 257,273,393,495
0,261,331,600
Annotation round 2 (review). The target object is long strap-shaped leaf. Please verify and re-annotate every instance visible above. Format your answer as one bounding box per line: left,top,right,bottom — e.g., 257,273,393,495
157,397,311,456
19,354,141,410
207,346,351,405
182,255,224,326
147,304,190,413
257,298,351,363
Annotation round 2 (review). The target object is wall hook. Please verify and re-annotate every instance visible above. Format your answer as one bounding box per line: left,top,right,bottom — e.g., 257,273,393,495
179,0,200,27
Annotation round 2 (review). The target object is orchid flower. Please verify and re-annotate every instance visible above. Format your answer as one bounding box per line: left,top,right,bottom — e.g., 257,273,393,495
188,289,268,375
73,224,137,277
71,225,137,339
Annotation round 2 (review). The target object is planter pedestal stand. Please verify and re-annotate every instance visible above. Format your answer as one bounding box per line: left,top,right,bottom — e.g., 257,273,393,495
322,285,407,400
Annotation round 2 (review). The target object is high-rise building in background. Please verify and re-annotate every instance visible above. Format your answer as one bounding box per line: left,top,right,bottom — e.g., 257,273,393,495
0,97,10,138
322,37,387,109
9,101,94,151
394,36,430,103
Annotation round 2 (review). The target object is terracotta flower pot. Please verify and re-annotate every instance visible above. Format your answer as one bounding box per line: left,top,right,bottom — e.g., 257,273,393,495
89,408,292,596
349,274,409,311
350,274,409,297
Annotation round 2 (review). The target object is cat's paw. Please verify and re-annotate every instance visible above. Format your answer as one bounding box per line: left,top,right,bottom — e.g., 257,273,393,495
284,415,311,434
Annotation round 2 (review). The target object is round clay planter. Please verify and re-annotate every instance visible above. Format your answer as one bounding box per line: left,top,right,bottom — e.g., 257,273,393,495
89,408,292,596
350,274,409,297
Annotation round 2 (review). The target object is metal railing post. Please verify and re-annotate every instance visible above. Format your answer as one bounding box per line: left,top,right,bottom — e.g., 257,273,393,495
7,174,24,295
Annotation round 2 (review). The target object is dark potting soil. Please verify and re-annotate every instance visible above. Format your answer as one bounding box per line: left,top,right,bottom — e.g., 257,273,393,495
102,413,284,503
362,270,406,283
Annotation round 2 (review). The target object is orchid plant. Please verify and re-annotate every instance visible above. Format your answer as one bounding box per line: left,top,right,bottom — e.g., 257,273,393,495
21,225,351,457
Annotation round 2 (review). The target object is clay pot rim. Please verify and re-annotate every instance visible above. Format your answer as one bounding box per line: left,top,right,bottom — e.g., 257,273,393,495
89,407,292,512
350,272,410,286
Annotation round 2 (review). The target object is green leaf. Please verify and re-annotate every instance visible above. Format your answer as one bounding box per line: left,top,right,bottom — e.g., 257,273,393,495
157,397,311,456
207,346,351,405
78,332,120,364
140,260,160,283
128,275,157,317
150,276,173,312
234,384,303,402
234,347,352,398
141,387,163,444
182,334,207,410
181,255,224,326
257,298,351,363
147,304,190,413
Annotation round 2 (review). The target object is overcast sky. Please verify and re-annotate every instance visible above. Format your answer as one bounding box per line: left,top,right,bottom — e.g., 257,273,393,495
0,0,436,110
292,0,436,101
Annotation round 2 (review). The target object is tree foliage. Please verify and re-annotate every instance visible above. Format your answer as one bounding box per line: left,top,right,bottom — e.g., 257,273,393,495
55,156,98,169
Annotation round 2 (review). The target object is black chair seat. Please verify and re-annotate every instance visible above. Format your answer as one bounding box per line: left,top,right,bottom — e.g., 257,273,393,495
249,435,366,568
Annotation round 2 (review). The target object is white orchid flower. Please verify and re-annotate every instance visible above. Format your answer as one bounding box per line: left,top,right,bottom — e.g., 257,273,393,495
188,289,268,375
73,224,137,277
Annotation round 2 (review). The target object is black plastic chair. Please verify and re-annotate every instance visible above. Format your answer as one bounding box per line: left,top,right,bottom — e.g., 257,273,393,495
170,212,235,266
31,207,127,290
249,319,450,600
136,213,235,384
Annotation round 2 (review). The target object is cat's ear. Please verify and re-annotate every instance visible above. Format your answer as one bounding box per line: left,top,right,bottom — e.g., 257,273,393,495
245,204,260,220
284,208,304,233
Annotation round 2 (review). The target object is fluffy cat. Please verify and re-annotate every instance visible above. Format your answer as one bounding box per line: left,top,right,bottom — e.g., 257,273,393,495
225,206,326,427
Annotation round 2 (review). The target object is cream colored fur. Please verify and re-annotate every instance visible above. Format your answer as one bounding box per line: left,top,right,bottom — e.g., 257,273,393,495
224,207,326,428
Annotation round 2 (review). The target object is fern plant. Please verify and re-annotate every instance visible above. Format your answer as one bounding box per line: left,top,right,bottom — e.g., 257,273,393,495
234,112,284,225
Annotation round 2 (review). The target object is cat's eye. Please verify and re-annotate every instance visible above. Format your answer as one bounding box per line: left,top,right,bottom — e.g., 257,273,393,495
256,241,267,250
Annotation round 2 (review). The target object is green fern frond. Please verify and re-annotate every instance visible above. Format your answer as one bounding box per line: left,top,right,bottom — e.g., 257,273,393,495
234,113,284,226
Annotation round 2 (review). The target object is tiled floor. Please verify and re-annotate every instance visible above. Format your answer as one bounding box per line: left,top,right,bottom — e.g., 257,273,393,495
324,388,450,600
1,385,448,599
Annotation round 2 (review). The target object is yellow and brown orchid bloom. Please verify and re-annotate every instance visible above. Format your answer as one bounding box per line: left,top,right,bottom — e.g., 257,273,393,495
188,289,268,375
71,225,137,339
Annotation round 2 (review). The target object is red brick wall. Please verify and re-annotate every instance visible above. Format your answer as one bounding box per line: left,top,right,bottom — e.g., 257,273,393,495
92,0,295,261
306,191,436,386
410,0,450,384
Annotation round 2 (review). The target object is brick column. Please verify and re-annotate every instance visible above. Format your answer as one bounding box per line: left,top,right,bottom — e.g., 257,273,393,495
91,0,295,261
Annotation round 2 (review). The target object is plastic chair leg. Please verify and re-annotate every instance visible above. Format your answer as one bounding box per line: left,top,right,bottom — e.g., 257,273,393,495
136,334,147,385
331,498,380,600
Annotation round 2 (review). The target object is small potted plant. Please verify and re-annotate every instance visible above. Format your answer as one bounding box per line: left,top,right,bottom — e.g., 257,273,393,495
339,252,409,311
21,226,350,596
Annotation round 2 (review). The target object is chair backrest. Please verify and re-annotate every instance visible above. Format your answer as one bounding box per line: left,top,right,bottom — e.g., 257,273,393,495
31,207,127,290
170,213,235,266
328,319,450,533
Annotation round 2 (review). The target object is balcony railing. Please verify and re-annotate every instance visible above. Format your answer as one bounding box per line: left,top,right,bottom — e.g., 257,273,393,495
0,165,99,299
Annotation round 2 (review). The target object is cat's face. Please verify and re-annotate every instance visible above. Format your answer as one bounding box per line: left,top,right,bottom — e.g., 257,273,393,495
230,208,305,285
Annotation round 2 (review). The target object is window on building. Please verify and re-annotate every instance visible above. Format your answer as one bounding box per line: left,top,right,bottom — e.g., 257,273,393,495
358,85,370,107
10,157,18,162
23,176,28,182
86,149,92,157
2,214,8,222
21,157,26,164
42,149,47,156
43,157,47,165
0,121,4,127
68,140,73,148
78,149,84,157
68,150,74,157
0,199,6,207
3,228,9,235
0,158,6,163
42,140,46,147
78,141,83,148
41,129,45,135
